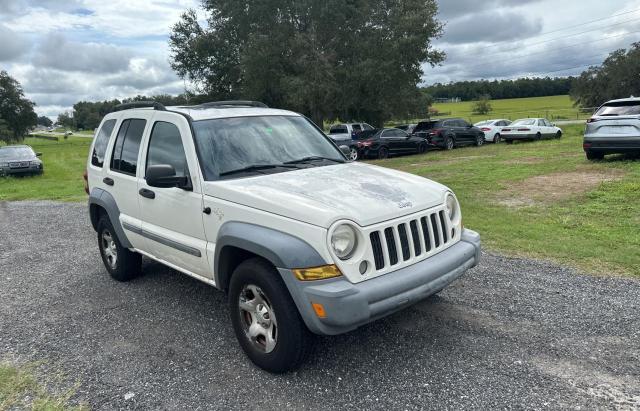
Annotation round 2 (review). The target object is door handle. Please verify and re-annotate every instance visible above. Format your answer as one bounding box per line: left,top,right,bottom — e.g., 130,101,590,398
103,177,114,186
139,188,155,199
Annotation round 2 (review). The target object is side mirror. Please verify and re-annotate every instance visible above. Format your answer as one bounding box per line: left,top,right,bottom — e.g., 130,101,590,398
146,164,192,190
339,145,351,157
35,152,42,157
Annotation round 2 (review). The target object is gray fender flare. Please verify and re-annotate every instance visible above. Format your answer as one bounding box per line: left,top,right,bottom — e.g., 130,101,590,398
88,187,132,248
214,222,327,289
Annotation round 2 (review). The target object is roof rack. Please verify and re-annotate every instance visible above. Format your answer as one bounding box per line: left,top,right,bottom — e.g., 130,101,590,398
113,101,166,112
197,100,268,108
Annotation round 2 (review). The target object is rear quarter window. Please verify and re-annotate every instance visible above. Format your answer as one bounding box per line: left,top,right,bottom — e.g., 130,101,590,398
91,119,116,167
110,119,147,175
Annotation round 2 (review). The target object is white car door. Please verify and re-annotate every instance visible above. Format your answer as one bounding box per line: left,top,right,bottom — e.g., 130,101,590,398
137,112,211,278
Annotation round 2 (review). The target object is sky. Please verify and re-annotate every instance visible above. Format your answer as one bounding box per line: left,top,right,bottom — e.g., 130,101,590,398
0,0,638,119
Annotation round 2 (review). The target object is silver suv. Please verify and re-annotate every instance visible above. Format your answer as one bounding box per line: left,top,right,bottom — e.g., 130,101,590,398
584,97,640,160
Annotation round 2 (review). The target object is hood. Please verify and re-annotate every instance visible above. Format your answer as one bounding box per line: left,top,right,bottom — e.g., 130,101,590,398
202,162,449,228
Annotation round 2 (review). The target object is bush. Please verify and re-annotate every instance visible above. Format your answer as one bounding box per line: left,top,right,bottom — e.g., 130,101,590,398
472,95,492,115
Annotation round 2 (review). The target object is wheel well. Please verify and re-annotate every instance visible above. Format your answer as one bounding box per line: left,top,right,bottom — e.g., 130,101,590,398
217,246,270,293
89,203,108,231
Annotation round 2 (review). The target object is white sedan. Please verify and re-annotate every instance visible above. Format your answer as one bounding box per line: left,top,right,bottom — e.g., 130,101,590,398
501,118,563,144
474,119,511,143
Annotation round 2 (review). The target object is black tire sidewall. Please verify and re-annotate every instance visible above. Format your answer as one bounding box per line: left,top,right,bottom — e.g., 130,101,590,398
378,147,389,159
228,259,311,373
97,216,140,282
445,137,454,150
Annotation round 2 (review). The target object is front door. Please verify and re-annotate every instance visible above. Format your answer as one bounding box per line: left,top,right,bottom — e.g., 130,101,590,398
137,112,211,278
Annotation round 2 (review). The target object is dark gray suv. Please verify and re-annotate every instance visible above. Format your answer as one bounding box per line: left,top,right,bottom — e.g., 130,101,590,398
0,145,44,176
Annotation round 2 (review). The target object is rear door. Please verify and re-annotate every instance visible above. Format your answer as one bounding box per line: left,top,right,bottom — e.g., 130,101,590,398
137,112,211,278
104,113,154,249
381,129,403,154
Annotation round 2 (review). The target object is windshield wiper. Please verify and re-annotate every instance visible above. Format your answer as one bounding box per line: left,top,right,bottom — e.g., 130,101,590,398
219,163,299,177
284,156,344,165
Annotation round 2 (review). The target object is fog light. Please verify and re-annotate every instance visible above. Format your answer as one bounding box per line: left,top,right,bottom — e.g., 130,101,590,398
359,260,368,274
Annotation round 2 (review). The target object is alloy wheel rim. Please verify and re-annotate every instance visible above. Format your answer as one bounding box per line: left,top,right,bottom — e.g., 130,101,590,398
101,230,117,269
447,139,453,149
349,148,358,161
238,284,278,353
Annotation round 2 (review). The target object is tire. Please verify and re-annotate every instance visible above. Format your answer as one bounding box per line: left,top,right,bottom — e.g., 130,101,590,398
586,151,604,161
493,133,501,144
475,134,484,147
444,136,454,150
535,132,542,141
505,139,513,144
378,146,389,159
555,131,562,139
97,216,141,282
417,142,426,154
229,258,313,373
349,147,358,161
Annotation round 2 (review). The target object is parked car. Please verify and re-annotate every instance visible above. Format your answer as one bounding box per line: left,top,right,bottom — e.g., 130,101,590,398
501,118,562,144
85,100,480,373
584,97,640,160
412,118,485,150
354,128,428,159
328,122,374,141
474,119,511,143
395,123,417,134
0,145,43,176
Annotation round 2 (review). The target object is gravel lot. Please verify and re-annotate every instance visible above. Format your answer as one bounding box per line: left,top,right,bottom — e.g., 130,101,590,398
1,201,639,410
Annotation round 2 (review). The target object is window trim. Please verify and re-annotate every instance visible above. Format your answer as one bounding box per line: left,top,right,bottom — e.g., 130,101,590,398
110,118,147,177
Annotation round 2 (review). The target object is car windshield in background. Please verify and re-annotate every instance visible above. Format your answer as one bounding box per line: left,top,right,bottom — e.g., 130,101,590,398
355,129,379,139
595,103,640,116
329,126,348,134
0,147,34,159
192,115,344,180
414,121,440,132
511,119,536,126
474,121,491,126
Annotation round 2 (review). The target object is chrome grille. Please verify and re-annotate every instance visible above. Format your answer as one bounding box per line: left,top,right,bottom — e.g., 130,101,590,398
368,207,456,273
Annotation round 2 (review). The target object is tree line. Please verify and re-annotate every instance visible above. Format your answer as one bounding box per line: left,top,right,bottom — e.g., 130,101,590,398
0,71,37,144
423,77,574,101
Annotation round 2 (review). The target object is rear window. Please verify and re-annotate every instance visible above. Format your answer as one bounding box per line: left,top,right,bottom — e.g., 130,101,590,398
91,119,116,167
329,125,348,134
595,102,640,116
511,119,536,126
414,121,441,132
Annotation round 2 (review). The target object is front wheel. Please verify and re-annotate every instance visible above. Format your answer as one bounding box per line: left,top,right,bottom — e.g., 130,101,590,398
229,258,313,373
417,142,427,154
349,147,358,161
556,131,562,139
475,134,484,147
378,146,389,159
97,216,141,282
444,136,454,150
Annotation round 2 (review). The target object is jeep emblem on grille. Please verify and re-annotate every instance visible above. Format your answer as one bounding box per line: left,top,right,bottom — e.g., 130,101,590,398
397,201,412,209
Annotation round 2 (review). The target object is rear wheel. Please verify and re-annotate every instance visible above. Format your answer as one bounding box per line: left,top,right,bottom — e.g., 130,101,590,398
493,133,501,144
97,216,141,282
417,142,427,154
378,146,389,159
445,136,454,150
535,132,542,141
586,151,604,161
229,258,313,373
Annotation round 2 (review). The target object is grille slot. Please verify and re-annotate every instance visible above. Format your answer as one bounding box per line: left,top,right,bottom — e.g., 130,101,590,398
420,216,432,251
430,213,441,248
409,220,421,256
384,227,398,265
398,224,410,261
439,210,449,244
370,231,384,270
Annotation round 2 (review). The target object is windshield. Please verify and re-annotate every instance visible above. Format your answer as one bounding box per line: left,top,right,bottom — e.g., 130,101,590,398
0,147,34,159
511,119,536,126
192,115,344,180
414,121,440,132
595,102,640,116
329,125,348,134
474,120,491,126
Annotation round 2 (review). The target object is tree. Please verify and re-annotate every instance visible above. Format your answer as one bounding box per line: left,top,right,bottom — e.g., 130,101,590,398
169,0,444,127
570,42,640,108
472,95,492,115
0,71,37,143
37,116,53,127
57,111,74,129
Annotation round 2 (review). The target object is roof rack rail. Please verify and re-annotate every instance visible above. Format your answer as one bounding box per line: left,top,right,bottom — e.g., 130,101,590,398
114,101,166,112
198,100,268,108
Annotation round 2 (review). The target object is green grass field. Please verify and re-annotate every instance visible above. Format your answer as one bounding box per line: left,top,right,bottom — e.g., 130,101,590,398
1,123,638,276
429,95,590,124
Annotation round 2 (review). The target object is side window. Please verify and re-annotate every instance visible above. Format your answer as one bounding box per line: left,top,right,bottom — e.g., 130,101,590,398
111,118,146,175
352,124,362,133
363,123,374,130
381,129,391,138
538,120,545,126
91,119,116,167
146,121,189,178
443,120,451,127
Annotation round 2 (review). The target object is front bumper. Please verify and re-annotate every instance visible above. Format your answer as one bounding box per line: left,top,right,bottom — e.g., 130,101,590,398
279,229,481,335
0,166,43,176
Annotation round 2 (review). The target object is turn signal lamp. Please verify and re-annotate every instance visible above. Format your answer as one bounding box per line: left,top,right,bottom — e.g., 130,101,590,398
312,303,327,318
293,265,342,281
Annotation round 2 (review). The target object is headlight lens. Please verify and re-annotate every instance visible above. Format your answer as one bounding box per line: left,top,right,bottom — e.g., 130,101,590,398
445,193,459,222
330,224,358,260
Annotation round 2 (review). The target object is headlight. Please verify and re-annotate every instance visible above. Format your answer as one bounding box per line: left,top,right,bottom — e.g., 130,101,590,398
445,193,460,223
30,161,40,166
330,224,358,260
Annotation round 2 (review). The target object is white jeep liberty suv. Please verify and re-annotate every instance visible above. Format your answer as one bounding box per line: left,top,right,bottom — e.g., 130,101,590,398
86,101,481,373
